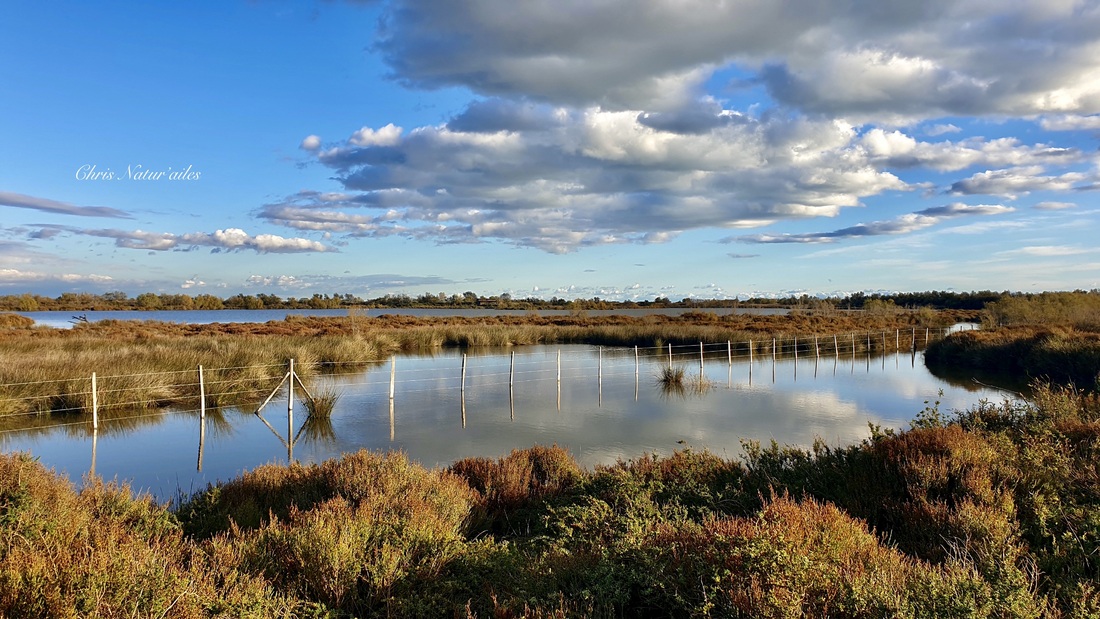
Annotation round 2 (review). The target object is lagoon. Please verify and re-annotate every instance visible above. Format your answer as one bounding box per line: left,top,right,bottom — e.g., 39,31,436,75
17,306,790,328
0,343,1008,503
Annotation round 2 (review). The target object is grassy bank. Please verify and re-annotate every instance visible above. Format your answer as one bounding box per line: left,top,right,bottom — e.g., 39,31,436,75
1,383,1097,617
926,326,1100,390
0,311,959,417
926,293,1100,391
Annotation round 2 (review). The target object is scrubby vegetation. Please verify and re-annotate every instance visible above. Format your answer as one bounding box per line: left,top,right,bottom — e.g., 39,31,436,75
3,384,1099,617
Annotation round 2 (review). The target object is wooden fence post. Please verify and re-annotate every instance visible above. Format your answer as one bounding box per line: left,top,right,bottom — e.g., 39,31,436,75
91,372,98,431
198,365,206,421
460,354,467,392
288,359,294,460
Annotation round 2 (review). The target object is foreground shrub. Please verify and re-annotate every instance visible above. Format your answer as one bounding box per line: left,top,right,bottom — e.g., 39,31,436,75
0,452,287,617
450,444,584,537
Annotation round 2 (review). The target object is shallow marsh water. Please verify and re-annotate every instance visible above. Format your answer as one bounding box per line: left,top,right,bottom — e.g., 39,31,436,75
0,343,1006,502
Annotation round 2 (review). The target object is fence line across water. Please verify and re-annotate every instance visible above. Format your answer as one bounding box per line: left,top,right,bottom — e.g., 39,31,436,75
1,326,960,419
0,326,967,473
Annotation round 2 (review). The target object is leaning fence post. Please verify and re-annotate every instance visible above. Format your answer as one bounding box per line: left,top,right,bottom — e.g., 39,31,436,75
461,354,467,392
557,349,561,383
91,372,98,430
635,345,639,379
727,340,732,366
509,351,515,387
668,343,672,369
699,341,704,374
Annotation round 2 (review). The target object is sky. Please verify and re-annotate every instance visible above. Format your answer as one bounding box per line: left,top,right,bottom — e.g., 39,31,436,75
2,1,1100,302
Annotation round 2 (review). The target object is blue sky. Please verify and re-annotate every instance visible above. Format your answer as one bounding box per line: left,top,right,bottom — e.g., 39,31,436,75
2,1,1099,301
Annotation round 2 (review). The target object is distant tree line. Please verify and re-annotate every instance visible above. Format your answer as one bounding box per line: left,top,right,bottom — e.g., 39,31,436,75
1,289,1095,313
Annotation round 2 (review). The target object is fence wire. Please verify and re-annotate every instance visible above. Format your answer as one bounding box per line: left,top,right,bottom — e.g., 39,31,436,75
0,327,952,436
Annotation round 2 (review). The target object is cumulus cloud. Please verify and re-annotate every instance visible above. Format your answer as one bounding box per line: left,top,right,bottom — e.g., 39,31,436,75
288,104,926,252
300,134,322,150
732,203,1013,244
348,123,403,146
0,191,132,218
371,0,1100,119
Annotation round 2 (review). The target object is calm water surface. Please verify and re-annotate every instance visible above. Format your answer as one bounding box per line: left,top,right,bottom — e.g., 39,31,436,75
0,344,1007,502
18,307,789,328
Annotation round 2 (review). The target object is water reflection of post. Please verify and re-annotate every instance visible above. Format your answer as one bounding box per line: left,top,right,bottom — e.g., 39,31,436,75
509,385,515,421
636,350,641,400
390,398,395,440
598,346,603,407
748,339,753,385
460,391,467,428
90,426,97,478
198,364,206,472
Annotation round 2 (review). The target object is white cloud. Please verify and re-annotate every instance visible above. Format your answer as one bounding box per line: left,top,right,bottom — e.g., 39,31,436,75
925,124,962,136
58,227,335,254
949,167,1091,198
0,268,113,284
1039,115,1100,131
300,134,322,150
348,123,403,147
1000,245,1092,257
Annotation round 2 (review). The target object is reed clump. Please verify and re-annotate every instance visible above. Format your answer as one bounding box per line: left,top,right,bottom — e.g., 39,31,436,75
302,381,340,419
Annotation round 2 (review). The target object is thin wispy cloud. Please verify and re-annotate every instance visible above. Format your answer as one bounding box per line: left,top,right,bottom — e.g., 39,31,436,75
0,191,132,219
45,226,336,254
732,204,1013,244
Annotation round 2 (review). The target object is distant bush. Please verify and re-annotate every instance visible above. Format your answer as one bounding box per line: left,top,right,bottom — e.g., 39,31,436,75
0,312,33,328
984,291,1100,330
